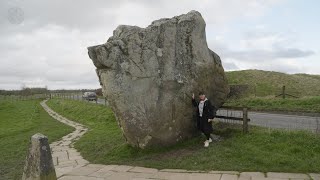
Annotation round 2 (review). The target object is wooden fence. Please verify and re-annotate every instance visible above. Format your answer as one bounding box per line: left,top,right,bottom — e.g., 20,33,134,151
0,94,49,101
215,106,250,133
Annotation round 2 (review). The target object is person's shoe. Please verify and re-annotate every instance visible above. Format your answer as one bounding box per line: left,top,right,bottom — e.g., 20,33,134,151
204,140,209,147
208,138,212,143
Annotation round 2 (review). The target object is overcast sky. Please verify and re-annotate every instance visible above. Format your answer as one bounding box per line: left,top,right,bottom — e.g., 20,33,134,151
0,0,319,90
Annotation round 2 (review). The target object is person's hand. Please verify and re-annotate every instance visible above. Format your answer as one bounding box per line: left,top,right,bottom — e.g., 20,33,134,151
192,93,195,99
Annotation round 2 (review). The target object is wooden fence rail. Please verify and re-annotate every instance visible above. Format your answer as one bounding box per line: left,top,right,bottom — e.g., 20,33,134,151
216,106,250,133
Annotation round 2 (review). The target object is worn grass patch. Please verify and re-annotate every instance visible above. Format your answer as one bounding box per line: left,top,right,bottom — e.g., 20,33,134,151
0,100,74,180
47,99,320,173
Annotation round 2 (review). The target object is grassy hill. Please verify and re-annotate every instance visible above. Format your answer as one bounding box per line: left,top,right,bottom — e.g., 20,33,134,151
226,69,320,97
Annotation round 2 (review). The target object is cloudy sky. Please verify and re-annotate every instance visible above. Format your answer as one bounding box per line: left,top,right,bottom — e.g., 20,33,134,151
0,0,319,90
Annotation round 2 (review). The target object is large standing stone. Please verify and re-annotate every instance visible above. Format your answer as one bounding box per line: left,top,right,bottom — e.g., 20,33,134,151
88,10,229,148
22,133,57,180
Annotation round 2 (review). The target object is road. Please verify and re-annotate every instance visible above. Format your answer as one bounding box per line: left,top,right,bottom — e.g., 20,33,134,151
64,95,108,105
65,96,320,132
217,109,319,132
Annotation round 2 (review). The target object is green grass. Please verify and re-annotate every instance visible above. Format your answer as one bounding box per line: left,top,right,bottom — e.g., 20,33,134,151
226,69,320,97
0,100,74,180
225,96,320,113
47,99,320,173
225,70,320,113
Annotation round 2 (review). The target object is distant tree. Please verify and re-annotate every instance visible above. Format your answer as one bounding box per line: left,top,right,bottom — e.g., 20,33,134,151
21,88,31,95
20,85,48,95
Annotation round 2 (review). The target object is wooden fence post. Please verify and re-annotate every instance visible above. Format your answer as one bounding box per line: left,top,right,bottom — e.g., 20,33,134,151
243,107,248,133
282,85,286,99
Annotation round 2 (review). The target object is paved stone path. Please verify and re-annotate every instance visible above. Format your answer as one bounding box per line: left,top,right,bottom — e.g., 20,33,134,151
41,100,89,177
41,100,320,180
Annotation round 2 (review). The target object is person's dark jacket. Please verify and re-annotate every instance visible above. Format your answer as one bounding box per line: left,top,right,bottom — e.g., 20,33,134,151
192,98,216,134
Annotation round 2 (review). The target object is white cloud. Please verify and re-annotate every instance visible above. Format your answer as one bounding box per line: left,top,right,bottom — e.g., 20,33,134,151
0,23,101,89
2,0,316,90
209,27,315,74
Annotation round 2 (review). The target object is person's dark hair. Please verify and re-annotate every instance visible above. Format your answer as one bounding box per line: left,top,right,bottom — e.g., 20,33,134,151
198,92,205,95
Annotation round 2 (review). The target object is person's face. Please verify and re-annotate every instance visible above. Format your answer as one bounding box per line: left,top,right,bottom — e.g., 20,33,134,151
199,94,205,100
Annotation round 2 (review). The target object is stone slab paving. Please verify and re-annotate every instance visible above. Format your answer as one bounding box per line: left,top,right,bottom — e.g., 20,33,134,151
41,100,89,177
41,100,319,180
310,173,320,180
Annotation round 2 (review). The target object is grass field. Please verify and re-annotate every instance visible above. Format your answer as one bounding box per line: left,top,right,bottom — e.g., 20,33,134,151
225,96,320,113
225,70,320,113
0,100,74,180
47,99,320,173
226,70,320,97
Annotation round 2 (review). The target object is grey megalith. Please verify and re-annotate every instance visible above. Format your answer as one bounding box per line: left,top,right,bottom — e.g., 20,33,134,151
88,10,229,148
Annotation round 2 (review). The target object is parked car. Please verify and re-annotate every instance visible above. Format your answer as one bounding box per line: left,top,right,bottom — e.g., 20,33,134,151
82,92,97,101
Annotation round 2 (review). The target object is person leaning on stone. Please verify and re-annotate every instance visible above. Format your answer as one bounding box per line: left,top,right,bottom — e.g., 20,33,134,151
192,92,216,147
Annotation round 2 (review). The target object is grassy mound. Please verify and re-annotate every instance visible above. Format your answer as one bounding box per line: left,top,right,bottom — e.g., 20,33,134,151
226,70,320,97
225,96,320,113
47,99,320,173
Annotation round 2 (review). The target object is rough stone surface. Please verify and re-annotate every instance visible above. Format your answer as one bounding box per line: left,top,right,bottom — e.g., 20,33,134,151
88,10,229,148
22,133,57,180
